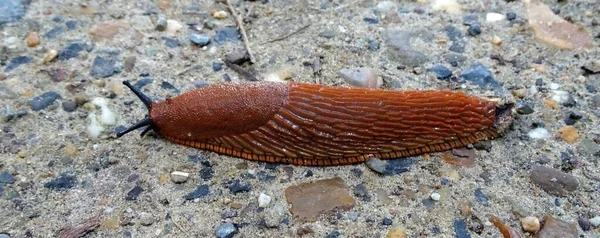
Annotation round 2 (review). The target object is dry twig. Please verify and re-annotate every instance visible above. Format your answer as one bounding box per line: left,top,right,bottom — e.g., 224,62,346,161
219,0,256,63
263,23,311,44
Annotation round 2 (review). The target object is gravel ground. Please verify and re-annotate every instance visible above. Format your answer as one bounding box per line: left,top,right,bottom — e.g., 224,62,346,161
1,0,599,237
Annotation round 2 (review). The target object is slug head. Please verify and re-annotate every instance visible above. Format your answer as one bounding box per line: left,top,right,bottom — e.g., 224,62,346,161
116,81,156,138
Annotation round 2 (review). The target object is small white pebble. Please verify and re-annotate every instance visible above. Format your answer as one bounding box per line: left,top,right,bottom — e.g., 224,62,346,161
528,85,538,95
248,169,255,175
376,1,397,12
91,97,116,125
590,216,600,227
486,12,505,22
104,206,113,213
491,35,503,45
528,128,549,139
551,90,570,104
213,10,228,19
258,193,272,208
170,171,190,183
521,216,540,233
86,116,104,139
430,193,441,201
432,0,462,14
549,83,560,90
484,221,493,226
165,19,183,35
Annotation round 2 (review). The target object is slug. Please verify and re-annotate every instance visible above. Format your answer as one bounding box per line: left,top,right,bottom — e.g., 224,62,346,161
117,80,515,166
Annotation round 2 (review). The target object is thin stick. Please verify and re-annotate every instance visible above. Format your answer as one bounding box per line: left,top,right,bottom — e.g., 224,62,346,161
171,214,187,233
225,61,260,81
263,23,311,44
222,0,256,63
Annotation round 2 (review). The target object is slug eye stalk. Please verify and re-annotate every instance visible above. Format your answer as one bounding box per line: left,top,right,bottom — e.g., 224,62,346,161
116,81,155,138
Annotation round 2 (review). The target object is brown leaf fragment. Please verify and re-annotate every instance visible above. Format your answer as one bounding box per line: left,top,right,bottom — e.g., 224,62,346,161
285,177,355,222
58,217,101,238
489,215,522,238
441,152,475,167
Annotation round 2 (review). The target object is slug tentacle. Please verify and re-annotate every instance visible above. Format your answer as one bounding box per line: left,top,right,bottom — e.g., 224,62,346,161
119,81,516,166
117,81,157,138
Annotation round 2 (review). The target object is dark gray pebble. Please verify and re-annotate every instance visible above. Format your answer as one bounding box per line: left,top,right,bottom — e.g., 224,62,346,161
427,65,452,79
189,34,211,46
384,158,416,175
0,0,30,25
212,62,223,72
517,103,534,115
473,140,492,151
462,14,479,25
163,37,179,48
474,188,489,205
257,171,276,182
91,55,122,78
445,25,465,53
125,185,143,200
214,27,241,44
563,95,576,107
0,171,15,184
65,20,77,29
229,180,251,194
264,163,278,170
318,30,335,39
200,167,213,181
134,77,153,89
160,81,179,94
382,217,393,225
453,219,471,238
467,24,482,36
59,41,89,60
325,230,341,238
4,56,32,72
363,17,379,24
188,154,204,162
460,62,501,89
29,91,61,111
62,100,77,112
578,217,591,231
506,12,516,21
226,48,250,65
215,223,236,238
422,198,435,209
155,16,167,31
367,39,379,51
44,26,64,39
353,184,371,202
44,172,77,190
304,169,313,177
221,210,238,219
185,184,210,200
586,85,597,93
535,78,544,86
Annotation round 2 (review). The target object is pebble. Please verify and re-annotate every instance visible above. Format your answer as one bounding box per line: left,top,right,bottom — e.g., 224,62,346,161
0,171,15,184
89,22,125,41
444,25,465,53
491,35,502,45
125,185,143,200
460,62,500,89
66,20,77,29
0,234,8,238
62,100,77,112
427,65,452,79
382,217,393,225
578,217,591,231
0,0,30,25
44,172,77,190
506,12,516,21
185,184,209,200
212,62,223,72
348,212,359,221
385,158,416,175
453,219,471,238
353,184,371,202
365,157,386,174
91,55,122,78
318,30,335,39
26,32,40,47
520,216,540,233
213,10,228,19
5,56,32,72
189,34,211,46
165,19,183,35
258,193,272,208
215,223,236,238
467,24,482,36
524,0,592,49
578,139,600,157
214,27,241,44
474,188,488,206
29,91,61,111
200,166,213,180
43,50,58,63
229,180,251,194
139,212,154,226
590,216,600,227
432,0,462,14
363,17,379,24
155,16,168,31
163,37,179,48
59,41,89,60
226,48,250,65
339,67,378,88
285,177,355,222
517,102,534,115
430,192,441,201
558,126,579,144
486,13,505,22
170,171,189,183
530,165,578,196
536,215,578,237
527,127,549,139
325,231,341,238
385,225,406,238
44,26,64,39
376,1,396,12
422,198,435,209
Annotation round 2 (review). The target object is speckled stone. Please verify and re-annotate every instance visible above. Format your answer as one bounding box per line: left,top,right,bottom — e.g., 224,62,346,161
534,216,577,238
4,56,32,72
215,223,236,238
44,172,77,190
185,184,209,200
285,177,355,222
214,27,240,44
530,166,578,196
29,91,62,111
0,171,15,184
